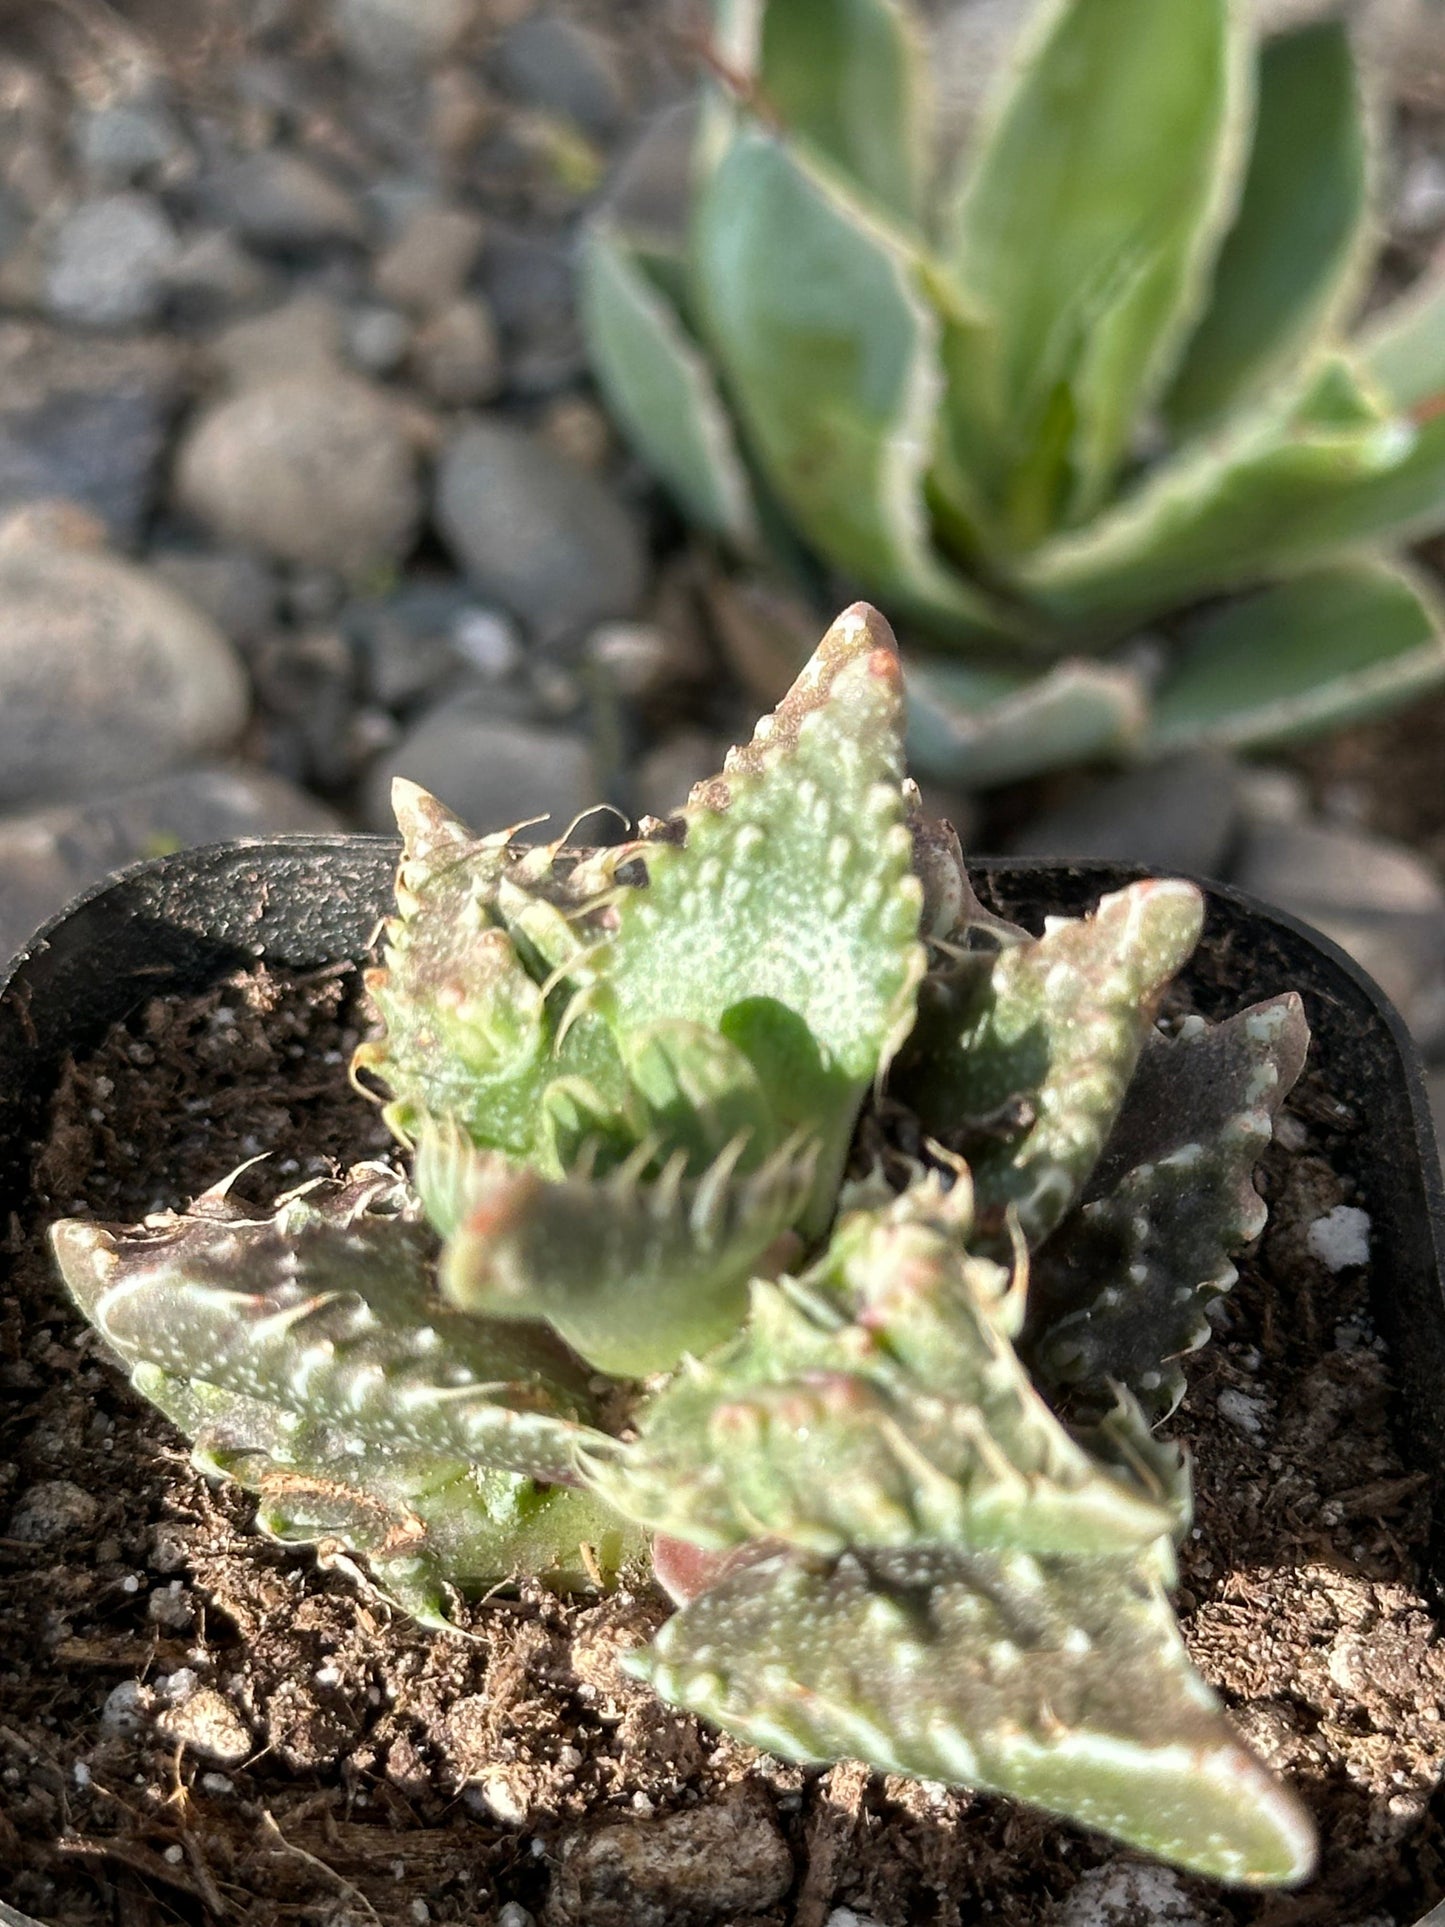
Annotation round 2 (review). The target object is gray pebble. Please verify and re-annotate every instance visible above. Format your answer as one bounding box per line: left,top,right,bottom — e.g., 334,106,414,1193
552,1788,792,1927
410,295,501,404
633,729,727,821
208,294,345,389
45,192,180,329
1233,815,1445,1038
372,201,485,313
1006,753,1242,879
435,419,645,640
346,302,412,375
150,546,279,647
332,0,473,77
216,150,365,253
364,707,595,838
0,766,338,965
0,528,249,812
101,1680,156,1740
493,13,628,137
163,228,274,322
175,374,420,576
0,323,180,546
74,99,186,188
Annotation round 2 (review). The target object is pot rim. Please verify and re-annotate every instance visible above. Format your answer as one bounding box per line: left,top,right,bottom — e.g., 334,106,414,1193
3,834,1444,1924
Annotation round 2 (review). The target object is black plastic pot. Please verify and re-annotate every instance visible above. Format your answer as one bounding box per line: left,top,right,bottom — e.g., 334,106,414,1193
2,837,1444,1922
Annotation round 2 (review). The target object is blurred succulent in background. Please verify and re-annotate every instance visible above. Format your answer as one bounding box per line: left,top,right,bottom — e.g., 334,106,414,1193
581,0,1445,785
54,605,1316,1884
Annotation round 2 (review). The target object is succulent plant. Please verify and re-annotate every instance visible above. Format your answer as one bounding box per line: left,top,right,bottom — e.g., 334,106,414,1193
53,603,1317,1885
581,0,1445,785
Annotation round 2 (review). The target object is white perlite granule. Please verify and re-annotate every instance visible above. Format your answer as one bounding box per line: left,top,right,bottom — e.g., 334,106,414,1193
1053,1864,1210,1927
1307,1204,1372,1272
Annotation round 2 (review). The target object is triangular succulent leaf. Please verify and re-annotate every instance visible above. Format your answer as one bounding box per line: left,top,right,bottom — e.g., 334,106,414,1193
755,0,930,224
51,1167,606,1487
1021,356,1445,631
428,1130,819,1377
589,1189,1176,1555
894,881,1204,1246
1145,559,1445,753
580,221,762,550
597,605,926,1226
142,1365,641,1627
631,1541,1317,1885
1027,995,1309,1419
1358,264,1445,411
941,0,1251,522
691,127,1028,639
1165,19,1371,434
905,653,1149,787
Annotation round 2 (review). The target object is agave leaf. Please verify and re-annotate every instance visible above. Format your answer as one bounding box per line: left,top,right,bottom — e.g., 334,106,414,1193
1165,19,1371,434
905,653,1148,787
427,1129,818,1377
941,0,1251,524
590,1190,1176,1556
580,222,760,550
894,881,1203,1246
139,1365,641,1627
1144,558,1445,753
1021,355,1445,631
756,0,929,223
632,1542,1317,1886
691,127,1026,641
599,605,925,1225
1027,995,1309,1419
51,1166,606,1487
1357,264,1445,412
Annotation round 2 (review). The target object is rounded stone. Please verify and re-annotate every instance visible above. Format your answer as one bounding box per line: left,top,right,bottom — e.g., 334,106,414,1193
216,151,365,253
333,0,473,76
6,1479,99,1543
0,536,249,809
44,192,179,329
435,420,646,640
175,374,421,576
363,707,595,839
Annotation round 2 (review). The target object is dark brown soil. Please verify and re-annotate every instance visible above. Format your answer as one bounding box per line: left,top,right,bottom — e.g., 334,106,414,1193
4,956,1445,1927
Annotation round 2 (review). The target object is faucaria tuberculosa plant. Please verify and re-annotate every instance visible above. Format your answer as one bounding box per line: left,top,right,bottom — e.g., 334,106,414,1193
53,603,1318,1885
581,0,1445,785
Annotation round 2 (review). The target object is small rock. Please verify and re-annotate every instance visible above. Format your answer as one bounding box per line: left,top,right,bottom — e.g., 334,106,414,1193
45,192,180,329
538,394,612,471
333,0,474,77
154,1688,253,1768
1232,816,1445,1035
1307,1204,1372,1272
633,729,726,820
1235,763,1310,827
477,226,582,391
493,13,628,137
6,1479,99,1543
1052,1863,1210,1927
496,1905,535,1927
74,99,186,188
411,295,502,404
208,294,346,388
151,546,279,646
589,619,707,703
0,528,249,813
216,150,365,253
435,419,645,639
0,766,336,963
0,323,180,546
824,1911,886,1927
1397,152,1445,237
364,707,595,836
373,202,485,313
175,374,421,576
1006,753,1242,877
101,1680,157,1740
163,228,273,322
347,303,412,376
552,1786,792,1927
